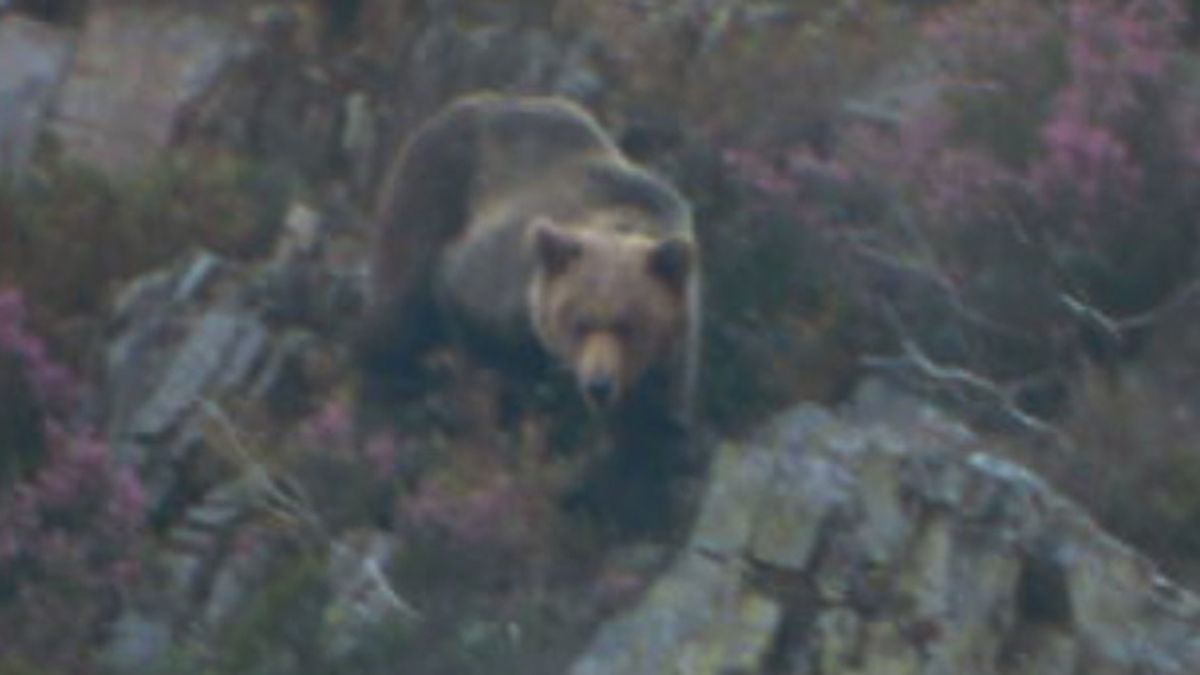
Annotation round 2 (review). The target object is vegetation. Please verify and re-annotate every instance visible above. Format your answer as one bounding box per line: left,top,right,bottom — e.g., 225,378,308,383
2,0,1200,670
712,0,1200,579
0,151,292,331
0,290,145,673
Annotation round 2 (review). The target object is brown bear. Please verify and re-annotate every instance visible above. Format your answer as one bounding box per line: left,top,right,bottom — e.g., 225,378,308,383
357,93,700,529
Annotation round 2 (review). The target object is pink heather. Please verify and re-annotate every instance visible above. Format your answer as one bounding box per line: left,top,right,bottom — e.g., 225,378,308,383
0,288,147,624
405,475,532,548
0,289,83,410
0,289,23,323
302,400,354,448
0,532,17,560
363,433,399,475
1035,114,1142,205
115,469,147,517
921,149,1016,225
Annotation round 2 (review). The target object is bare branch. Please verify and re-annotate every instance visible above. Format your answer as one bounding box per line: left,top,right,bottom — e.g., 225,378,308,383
865,304,1073,450
201,400,327,539
1059,279,1200,350
1058,292,1123,340
330,539,423,623
847,239,1039,343
1114,279,1200,330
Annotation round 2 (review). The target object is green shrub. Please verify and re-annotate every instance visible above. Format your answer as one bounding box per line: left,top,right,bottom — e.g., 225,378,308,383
0,152,293,322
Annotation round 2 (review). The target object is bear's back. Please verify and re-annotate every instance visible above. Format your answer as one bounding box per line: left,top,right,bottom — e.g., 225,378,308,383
434,95,692,346
468,95,617,197
464,96,691,240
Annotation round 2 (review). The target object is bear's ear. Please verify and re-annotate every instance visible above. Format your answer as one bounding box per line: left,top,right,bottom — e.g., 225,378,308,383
532,217,582,277
647,238,693,294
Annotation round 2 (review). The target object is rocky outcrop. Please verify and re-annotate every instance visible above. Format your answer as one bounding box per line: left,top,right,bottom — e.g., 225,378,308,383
98,203,386,667
0,14,72,175
571,384,1200,674
47,6,252,174
102,200,362,510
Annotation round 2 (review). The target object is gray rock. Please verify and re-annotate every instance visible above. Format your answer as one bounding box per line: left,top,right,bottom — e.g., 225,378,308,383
102,247,308,521
342,93,377,193
105,252,231,461
102,611,173,672
95,200,363,664
572,552,782,675
691,441,773,557
48,6,251,174
572,387,1200,674
172,250,226,305
0,15,73,176
749,453,850,570
128,310,267,440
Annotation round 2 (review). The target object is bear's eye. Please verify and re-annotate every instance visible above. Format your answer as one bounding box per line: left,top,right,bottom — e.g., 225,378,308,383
572,317,596,340
611,318,635,340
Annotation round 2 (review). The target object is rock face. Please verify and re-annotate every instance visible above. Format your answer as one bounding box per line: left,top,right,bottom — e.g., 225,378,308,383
48,6,250,174
0,14,73,175
98,208,386,668
104,249,268,516
571,386,1200,675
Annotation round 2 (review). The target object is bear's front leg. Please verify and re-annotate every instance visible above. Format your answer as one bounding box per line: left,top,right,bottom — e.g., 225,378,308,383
352,284,447,433
566,365,698,536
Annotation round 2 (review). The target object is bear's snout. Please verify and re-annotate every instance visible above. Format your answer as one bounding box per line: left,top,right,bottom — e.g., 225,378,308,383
583,375,617,409
577,332,623,410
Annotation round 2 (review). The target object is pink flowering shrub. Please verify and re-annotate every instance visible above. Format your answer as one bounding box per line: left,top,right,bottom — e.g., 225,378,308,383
0,288,146,673
0,290,80,416
283,400,409,529
0,431,145,672
404,473,543,551
287,389,564,570
725,0,1200,424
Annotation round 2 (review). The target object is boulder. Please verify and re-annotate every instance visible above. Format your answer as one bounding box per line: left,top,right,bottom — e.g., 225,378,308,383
571,386,1200,674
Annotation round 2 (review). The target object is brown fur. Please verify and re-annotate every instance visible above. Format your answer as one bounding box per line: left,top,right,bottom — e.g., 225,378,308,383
359,92,700,437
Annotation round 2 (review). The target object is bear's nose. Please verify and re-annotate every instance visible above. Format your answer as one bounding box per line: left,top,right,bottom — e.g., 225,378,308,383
583,376,617,409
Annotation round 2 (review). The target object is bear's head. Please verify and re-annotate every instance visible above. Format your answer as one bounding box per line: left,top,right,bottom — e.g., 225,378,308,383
528,216,694,411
